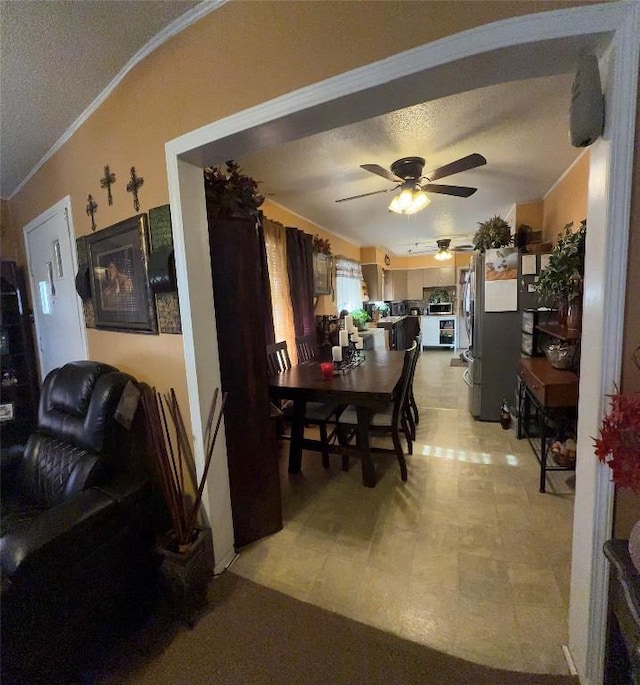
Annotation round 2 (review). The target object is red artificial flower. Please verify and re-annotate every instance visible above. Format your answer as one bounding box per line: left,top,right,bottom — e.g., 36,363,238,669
594,392,640,491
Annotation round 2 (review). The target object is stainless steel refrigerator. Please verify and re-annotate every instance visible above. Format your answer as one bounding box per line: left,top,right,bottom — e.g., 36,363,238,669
463,250,540,421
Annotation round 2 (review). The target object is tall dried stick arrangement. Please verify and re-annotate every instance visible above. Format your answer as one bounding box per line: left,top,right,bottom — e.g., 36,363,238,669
142,385,227,550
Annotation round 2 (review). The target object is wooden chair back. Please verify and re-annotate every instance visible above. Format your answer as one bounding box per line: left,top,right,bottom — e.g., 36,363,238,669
266,341,292,376
295,334,318,364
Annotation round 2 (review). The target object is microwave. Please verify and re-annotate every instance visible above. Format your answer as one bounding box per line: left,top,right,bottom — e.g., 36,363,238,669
428,302,453,315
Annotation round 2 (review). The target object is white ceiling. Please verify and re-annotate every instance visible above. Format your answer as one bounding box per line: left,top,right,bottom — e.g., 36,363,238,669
1,2,582,256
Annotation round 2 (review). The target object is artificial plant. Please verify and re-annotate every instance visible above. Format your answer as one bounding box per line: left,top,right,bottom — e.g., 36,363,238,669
203,160,264,219
473,215,512,252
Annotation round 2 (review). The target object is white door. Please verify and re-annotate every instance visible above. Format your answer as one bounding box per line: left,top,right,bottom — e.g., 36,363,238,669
24,197,88,380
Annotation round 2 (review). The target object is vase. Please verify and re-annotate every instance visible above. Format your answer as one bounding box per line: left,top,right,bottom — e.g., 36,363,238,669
567,297,582,332
157,527,213,627
556,299,568,327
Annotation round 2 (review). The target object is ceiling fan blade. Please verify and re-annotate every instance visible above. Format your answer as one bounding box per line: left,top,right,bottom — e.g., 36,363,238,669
335,186,398,203
426,153,487,181
421,183,477,198
360,164,402,183
451,244,475,252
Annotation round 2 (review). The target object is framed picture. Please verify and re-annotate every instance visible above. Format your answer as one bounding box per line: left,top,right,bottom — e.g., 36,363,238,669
313,253,332,296
86,214,158,333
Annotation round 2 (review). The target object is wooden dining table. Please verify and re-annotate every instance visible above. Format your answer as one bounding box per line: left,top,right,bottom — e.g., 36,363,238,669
268,349,406,487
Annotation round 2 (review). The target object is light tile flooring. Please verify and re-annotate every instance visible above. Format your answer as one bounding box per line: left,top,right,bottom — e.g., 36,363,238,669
231,349,575,674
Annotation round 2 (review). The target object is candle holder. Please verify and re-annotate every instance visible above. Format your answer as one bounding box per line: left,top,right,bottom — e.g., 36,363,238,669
335,340,365,373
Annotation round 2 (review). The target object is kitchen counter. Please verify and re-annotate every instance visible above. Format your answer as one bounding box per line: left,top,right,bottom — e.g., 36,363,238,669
373,316,419,350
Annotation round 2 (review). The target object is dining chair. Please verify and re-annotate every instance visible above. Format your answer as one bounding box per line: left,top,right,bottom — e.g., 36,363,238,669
295,334,318,364
337,342,418,481
266,340,343,469
405,342,420,439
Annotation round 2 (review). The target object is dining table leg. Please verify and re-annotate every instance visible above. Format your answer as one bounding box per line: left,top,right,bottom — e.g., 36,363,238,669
288,398,306,474
356,405,376,487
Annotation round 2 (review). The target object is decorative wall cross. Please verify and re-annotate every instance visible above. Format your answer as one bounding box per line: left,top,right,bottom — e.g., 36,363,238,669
100,164,116,205
86,194,98,231
126,166,144,212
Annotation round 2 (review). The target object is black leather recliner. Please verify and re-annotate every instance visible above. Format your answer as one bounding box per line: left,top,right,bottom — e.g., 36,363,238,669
1,361,158,684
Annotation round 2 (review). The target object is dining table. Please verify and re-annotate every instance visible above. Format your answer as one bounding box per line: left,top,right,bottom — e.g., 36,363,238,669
268,349,406,487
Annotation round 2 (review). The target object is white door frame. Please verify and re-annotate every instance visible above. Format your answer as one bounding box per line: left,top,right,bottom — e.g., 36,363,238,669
23,195,88,379
165,3,639,682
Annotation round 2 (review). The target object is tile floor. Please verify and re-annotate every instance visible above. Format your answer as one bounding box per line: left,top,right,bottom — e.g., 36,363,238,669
231,349,575,674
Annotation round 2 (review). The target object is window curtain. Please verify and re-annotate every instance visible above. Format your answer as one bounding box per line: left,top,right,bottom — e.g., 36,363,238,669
263,218,296,357
285,228,315,340
335,256,365,314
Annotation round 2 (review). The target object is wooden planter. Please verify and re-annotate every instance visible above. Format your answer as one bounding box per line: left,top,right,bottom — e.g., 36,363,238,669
157,528,213,627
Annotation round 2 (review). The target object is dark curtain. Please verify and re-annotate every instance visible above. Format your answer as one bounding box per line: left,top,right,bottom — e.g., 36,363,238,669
285,228,315,338
259,218,276,348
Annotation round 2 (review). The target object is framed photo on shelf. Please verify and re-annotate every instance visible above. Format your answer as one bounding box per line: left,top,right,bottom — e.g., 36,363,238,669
86,214,158,333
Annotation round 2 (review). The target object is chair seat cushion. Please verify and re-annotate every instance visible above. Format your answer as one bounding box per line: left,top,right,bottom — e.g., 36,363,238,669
338,404,393,427
283,400,340,422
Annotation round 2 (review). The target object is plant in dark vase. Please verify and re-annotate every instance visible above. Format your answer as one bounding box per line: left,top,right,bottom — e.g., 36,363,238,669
534,220,586,328
203,160,264,220
473,215,513,252
141,385,227,626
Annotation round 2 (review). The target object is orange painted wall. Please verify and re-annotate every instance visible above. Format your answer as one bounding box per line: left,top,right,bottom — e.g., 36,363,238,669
542,151,590,241
1,1,620,396
515,201,544,234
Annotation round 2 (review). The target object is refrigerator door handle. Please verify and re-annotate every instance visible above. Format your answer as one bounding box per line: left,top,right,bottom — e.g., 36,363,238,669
463,368,473,387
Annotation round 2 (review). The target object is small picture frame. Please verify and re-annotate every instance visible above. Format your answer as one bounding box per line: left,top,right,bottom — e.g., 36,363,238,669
86,214,158,333
0,402,15,422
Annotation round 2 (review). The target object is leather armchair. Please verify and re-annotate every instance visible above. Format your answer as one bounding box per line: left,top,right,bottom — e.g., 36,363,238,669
1,361,157,684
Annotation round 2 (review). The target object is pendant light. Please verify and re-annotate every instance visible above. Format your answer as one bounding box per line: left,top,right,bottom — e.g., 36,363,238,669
388,184,431,215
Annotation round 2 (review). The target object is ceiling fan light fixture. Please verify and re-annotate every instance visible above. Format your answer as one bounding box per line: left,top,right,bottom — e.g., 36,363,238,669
434,248,453,261
388,189,431,215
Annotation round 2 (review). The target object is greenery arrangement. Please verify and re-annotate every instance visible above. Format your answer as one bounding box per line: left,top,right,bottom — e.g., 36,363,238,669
534,220,586,306
313,235,332,255
350,308,370,330
203,160,264,219
473,215,512,252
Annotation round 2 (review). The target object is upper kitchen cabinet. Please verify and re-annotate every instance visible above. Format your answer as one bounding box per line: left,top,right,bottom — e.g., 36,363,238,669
384,269,407,301
362,263,383,301
423,266,455,288
407,269,424,299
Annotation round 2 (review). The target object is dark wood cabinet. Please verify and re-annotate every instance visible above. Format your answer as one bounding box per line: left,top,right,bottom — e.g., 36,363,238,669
206,215,283,548
1,260,40,445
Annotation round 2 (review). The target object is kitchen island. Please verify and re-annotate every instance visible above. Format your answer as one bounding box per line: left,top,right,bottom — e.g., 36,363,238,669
375,316,420,350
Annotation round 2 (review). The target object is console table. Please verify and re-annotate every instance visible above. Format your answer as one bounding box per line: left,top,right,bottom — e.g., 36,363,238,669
517,357,579,492
603,539,640,685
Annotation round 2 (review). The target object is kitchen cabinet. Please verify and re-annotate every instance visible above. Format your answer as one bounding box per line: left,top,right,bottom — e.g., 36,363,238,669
362,263,383,301
407,269,424,299
383,269,407,301
423,266,455,287
421,315,456,348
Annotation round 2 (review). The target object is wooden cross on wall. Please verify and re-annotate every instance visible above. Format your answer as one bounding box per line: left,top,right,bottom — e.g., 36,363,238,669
86,194,98,231
126,166,144,213
100,164,116,205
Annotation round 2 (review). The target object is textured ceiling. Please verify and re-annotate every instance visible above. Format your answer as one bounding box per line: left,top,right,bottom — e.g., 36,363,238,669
0,0,201,199
1,2,582,257
237,73,581,255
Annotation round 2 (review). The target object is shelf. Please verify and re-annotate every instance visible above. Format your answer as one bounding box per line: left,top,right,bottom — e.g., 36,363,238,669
536,322,581,342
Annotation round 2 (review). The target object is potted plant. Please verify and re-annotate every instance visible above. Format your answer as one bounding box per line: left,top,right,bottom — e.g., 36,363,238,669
350,308,370,330
473,215,513,252
141,385,227,625
534,220,586,325
203,160,264,220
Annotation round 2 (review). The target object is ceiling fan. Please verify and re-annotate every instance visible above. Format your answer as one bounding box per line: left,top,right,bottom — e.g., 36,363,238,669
407,238,475,260
335,153,487,214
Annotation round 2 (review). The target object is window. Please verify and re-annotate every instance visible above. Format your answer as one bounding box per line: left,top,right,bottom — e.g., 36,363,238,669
335,257,364,314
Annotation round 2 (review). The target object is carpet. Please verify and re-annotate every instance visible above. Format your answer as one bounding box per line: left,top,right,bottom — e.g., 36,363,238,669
83,572,578,685
450,357,468,367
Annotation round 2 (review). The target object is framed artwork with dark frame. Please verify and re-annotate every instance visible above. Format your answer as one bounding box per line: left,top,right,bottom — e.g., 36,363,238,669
313,253,332,296
86,214,158,333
